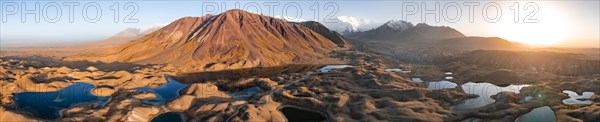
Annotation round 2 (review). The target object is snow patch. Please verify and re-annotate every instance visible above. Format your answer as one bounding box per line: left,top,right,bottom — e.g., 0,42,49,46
274,15,308,22
385,20,413,31
323,16,380,35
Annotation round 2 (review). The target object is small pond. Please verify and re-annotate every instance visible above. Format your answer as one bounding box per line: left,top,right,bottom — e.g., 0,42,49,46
383,68,411,73
515,106,556,122
280,106,327,122
14,82,111,120
460,118,482,122
523,96,534,102
411,78,424,83
227,87,265,100
135,77,189,105
427,80,458,90
450,82,530,111
384,68,401,72
562,90,594,105
320,65,352,72
150,112,186,122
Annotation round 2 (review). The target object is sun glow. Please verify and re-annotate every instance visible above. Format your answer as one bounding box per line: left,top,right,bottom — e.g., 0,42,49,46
494,3,571,46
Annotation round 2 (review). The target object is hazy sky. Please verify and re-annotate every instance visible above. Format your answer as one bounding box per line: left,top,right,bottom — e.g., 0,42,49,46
1,0,598,48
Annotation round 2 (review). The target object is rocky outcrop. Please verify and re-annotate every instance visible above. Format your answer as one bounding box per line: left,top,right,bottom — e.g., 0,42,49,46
0,107,37,122
61,90,164,121
556,103,600,121
132,92,157,99
167,83,232,112
90,87,116,96
125,107,161,121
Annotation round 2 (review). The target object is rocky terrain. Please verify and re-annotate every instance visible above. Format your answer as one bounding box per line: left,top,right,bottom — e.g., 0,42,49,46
0,50,477,121
1,49,599,121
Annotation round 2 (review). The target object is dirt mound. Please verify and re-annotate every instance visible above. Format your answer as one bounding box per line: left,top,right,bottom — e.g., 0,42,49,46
67,9,340,71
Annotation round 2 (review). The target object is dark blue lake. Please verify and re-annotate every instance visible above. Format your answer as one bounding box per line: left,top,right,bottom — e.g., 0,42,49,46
135,77,189,105
280,106,327,122
227,87,265,100
151,112,186,122
450,82,530,111
14,82,111,120
516,106,556,122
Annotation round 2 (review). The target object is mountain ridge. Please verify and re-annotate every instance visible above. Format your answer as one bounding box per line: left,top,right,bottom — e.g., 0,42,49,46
67,9,343,71
348,22,465,42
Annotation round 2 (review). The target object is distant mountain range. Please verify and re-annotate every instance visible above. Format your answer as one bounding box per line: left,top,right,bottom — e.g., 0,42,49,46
65,9,575,72
342,20,530,51
98,15,526,52
322,16,381,35
347,22,465,42
89,26,164,48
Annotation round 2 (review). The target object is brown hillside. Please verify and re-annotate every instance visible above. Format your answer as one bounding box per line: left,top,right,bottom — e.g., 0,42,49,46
67,9,340,71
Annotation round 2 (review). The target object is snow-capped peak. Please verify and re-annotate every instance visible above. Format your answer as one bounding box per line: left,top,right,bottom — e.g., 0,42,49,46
274,15,308,22
336,16,376,31
323,16,380,35
385,20,413,31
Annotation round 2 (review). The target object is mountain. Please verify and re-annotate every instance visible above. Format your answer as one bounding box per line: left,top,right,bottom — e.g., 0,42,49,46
138,24,166,35
348,22,465,42
296,21,351,47
323,16,380,35
274,15,308,22
345,20,530,64
89,28,148,48
0,26,164,57
67,9,341,70
345,20,528,51
384,20,413,31
81,25,166,49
